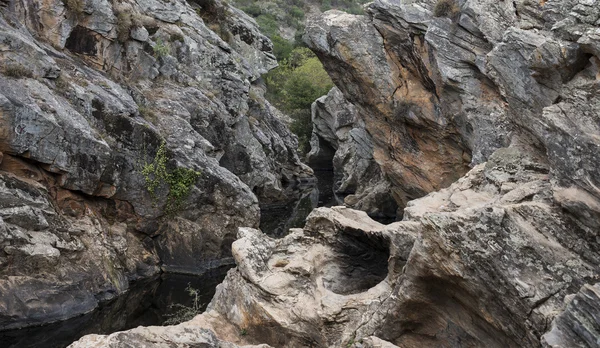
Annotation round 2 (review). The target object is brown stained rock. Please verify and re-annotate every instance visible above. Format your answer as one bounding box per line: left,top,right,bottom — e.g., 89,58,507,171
308,87,398,218
305,10,473,208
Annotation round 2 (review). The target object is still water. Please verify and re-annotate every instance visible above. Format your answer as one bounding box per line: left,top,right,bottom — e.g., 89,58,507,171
0,170,336,348
0,268,229,348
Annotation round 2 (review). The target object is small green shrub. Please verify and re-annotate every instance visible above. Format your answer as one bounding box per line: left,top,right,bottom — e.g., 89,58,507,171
164,284,204,325
433,0,460,18
241,4,261,17
142,140,201,215
153,39,170,57
3,65,33,79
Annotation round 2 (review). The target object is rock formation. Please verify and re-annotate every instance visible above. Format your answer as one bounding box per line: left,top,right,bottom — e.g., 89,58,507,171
73,144,600,347
308,87,397,219
0,0,310,329
70,0,600,347
14,0,600,347
304,0,600,215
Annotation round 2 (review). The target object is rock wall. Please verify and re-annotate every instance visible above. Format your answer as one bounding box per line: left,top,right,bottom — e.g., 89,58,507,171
304,0,600,215
0,0,310,329
308,87,397,218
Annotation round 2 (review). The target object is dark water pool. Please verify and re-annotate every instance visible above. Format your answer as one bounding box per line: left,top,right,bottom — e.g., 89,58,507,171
0,267,230,348
260,169,339,237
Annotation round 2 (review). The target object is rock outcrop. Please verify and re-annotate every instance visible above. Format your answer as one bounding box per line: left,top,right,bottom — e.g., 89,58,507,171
308,87,397,219
71,0,600,347
304,0,600,214
0,0,309,329
72,145,600,347
70,324,272,348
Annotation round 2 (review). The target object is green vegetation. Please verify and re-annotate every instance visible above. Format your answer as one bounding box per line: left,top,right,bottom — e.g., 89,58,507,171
230,0,371,155
264,47,333,154
433,0,460,18
153,39,170,57
164,284,204,325
142,141,201,215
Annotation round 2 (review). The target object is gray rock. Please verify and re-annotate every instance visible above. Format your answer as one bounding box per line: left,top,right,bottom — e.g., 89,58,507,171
542,283,600,348
130,26,149,42
68,324,273,348
308,88,397,218
0,0,309,329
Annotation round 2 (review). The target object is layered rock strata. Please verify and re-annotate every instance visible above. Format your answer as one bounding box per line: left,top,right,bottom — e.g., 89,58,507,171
0,0,309,329
308,87,397,219
72,145,600,347
304,0,600,215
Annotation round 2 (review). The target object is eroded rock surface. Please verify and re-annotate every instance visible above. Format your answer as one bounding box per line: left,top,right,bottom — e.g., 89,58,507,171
69,324,272,348
308,87,397,219
77,146,600,347
0,0,309,329
304,0,600,214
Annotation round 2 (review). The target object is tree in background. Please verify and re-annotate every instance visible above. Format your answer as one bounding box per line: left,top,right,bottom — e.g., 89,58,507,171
232,0,367,155
265,47,333,154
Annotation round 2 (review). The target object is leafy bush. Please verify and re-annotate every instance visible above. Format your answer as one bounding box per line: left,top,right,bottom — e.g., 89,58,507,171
256,13,279,38
241,4,262,17
433,0,460,18
264,47,333,155
142,141,201,215
153,39,170,57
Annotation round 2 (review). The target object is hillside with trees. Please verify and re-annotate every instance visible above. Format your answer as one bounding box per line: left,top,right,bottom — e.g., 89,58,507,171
231,0,370,154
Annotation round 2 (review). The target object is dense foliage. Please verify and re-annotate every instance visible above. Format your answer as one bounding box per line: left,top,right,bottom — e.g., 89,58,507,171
265,48,333,153
231,0,367,155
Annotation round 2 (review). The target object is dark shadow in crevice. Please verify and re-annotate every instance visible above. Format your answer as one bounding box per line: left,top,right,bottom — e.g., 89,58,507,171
323,229,390,295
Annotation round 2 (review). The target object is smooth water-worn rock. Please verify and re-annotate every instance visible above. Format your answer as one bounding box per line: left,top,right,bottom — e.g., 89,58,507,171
308,87,397,218
78,145,600,347
0,0,309,329
69,325,272,348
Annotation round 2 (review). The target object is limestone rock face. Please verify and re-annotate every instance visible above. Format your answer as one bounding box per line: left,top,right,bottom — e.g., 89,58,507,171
0,0,309,329
308,87,397,218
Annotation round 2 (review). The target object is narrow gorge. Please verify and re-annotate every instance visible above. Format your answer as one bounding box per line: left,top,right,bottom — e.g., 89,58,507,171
1,0,599,347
